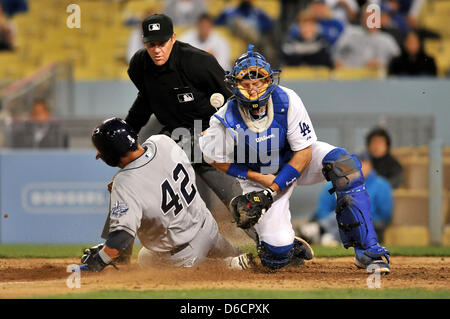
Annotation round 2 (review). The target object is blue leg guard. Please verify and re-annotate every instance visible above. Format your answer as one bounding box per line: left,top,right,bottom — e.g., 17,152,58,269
257,241,294,270
322,148,390,269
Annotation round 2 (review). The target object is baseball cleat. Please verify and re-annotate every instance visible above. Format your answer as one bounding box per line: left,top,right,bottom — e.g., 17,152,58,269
354,257,390,274
293,236,314,260
354,245,390,274
225,253,255,270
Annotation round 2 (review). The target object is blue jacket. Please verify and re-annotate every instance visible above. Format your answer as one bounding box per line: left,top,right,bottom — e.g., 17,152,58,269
289,19,344,46
315,171,393,223
215,5,273,34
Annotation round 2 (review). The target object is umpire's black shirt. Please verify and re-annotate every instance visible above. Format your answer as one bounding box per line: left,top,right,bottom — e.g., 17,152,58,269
125,41,232,134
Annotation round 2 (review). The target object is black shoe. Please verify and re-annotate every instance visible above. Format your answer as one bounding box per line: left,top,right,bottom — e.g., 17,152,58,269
293,236,314,261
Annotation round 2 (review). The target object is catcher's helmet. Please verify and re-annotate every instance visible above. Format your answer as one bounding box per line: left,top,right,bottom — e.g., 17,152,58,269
92,117,138,167
225,44,281,112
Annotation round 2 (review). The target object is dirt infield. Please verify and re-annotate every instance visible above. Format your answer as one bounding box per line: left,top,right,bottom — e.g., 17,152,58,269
0,256,449,298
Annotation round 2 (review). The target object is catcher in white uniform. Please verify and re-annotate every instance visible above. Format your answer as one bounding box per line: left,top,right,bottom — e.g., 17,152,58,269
199,45,391,273
79,118,250,272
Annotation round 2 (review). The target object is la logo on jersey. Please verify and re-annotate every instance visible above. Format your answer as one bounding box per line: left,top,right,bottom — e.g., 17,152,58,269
148,23,160,31
110,201,129,218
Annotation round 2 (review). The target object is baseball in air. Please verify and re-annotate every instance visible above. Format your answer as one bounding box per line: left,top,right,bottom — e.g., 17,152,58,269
210,93,225,108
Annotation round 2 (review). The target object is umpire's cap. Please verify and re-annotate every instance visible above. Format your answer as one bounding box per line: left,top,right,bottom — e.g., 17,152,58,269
92,118,138,167
142,14,173,43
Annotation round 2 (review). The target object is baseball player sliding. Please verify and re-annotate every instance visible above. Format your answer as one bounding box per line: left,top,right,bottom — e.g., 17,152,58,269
199,45,391,273
80,118,251,272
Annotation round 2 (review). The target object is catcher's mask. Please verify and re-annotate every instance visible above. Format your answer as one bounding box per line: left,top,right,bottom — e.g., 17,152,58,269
92,117,138,167
225,44,281,112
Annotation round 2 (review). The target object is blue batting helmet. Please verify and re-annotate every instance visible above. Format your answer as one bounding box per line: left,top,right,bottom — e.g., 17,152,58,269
225,44,281,111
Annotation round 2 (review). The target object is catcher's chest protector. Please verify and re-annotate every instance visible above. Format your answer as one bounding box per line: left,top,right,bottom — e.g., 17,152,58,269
224,87,293,174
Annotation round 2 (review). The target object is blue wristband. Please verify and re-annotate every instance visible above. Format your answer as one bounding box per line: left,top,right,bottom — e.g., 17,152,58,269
227,163,249,180
273,164,301,191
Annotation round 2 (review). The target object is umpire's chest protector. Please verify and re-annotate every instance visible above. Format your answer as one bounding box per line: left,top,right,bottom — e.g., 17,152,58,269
224,87,293,174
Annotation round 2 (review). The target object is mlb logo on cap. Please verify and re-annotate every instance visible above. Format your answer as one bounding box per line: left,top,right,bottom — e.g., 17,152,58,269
148,23,160,31
142,14,173,43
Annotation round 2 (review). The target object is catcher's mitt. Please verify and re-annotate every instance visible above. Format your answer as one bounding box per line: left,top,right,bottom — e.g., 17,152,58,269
229,189,275,229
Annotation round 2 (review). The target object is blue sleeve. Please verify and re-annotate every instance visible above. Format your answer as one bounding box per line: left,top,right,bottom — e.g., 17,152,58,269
257,11,273,33
319,19,345,46
315,182,337,220
288,25,300,40
215,9,231,25
373,178,393,223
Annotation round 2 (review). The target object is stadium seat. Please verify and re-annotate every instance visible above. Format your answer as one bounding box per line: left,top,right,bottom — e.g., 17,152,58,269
280,66,331,81
443,226,450,245
384,226,430,246
391,189,448,226
444,159,450,190
123,0,162,17
400,157,428,189
331,67,383,80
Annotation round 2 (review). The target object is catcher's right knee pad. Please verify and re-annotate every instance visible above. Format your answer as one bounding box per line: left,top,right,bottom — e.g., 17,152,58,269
257,241,294,270
322,148,378,250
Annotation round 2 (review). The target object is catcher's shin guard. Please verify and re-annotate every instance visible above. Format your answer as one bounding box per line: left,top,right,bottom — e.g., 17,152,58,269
321,148,379,250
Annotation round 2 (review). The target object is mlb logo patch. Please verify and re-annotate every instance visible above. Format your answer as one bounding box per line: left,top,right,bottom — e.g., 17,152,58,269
148,23,160,31
177,93,194,103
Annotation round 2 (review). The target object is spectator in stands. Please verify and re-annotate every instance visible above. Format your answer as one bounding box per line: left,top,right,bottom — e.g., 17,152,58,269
379,1,409,46
0,0,27,17
306,0,345,46
164,0,207,27
278,0,314,37
332,3,400,70
8,100,68,149
179,13,231,70
388,29,437,77
280,11,333,67
126,8,155,64
215,0,276,64
322,0,360,24
366,127,403,188
300,152,393,245
0,3,14,51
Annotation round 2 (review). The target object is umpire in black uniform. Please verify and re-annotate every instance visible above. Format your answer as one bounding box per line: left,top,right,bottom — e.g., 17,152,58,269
102,14,247,262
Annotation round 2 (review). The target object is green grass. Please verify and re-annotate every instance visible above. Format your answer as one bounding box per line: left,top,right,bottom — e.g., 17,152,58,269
41,288,450,299
1,244,450,258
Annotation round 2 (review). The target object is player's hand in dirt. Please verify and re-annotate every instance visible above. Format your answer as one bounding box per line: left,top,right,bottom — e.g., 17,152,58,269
80,243,119,272
81,243,105,264
80,252,109,272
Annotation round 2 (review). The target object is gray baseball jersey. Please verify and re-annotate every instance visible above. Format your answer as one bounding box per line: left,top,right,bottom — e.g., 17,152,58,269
108,134,209,253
